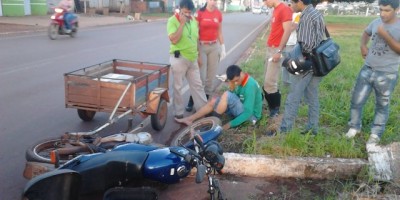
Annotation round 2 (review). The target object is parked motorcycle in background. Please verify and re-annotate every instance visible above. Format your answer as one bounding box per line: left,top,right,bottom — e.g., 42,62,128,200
48,7,78,40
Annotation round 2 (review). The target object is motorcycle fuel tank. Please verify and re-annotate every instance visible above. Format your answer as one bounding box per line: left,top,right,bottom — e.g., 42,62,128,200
143,147,191,184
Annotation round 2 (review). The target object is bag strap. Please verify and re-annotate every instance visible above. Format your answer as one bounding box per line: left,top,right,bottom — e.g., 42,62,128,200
325,26,330,38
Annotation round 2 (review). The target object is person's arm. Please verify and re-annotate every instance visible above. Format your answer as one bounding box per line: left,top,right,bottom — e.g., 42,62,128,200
168,15,187,45
360,31,371,59
272,21,292,62
377,25,400,54
218,23,224,45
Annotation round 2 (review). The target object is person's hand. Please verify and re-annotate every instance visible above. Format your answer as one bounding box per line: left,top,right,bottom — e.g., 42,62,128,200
360,45,368,59
222,123,230,130
271,52,282,63
179,12,188,24
377,25,386,37
220,44,226,61
216,74,227,82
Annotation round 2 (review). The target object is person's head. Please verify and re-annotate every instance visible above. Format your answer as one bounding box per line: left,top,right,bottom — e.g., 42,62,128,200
179,0,195,17
226,65,242,84
290,0,310,12
378,0,399,23
263,0,280,9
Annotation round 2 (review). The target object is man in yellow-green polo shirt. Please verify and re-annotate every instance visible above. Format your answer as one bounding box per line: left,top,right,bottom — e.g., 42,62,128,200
167,0,208,118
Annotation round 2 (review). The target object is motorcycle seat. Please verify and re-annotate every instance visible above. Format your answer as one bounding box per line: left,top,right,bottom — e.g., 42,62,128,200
71,150,149,194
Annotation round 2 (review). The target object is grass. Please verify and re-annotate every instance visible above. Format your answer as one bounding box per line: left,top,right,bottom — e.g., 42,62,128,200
231,15,400,159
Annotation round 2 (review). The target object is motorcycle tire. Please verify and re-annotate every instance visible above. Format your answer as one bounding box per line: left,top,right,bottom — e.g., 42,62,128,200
77,109,96,121
171,116,221,147
26,136,123,164
48,24,59,40
211,178,225,200
150,99,168,131
70,23,78,38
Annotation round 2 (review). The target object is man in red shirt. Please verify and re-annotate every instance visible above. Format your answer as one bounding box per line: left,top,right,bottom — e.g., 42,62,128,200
262,0,292,120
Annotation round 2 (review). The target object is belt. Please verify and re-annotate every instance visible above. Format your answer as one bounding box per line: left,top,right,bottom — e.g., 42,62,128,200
200,40,218,45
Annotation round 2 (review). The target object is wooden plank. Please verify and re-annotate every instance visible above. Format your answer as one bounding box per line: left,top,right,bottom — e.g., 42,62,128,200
66,75,100,86
114,69,146,78
67,94,98,105
100,98,131,108
67,86,98,97
114,61,165,71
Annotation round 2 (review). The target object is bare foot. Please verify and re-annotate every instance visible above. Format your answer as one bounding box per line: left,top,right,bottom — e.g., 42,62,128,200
175,117,193,126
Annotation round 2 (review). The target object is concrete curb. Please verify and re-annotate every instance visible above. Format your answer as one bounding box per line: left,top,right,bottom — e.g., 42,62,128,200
223,153,368,179
221,142,400,182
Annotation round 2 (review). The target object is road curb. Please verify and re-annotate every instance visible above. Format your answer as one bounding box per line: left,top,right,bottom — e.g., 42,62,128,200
223,153,368,179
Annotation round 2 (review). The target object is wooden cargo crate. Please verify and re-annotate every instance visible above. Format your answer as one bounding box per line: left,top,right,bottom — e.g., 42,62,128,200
64,59,170,114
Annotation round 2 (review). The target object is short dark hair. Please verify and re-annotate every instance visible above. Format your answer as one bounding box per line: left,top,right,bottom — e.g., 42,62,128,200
179,0,195,11
226,65,242,81
291,0,315,6
379,0,399,9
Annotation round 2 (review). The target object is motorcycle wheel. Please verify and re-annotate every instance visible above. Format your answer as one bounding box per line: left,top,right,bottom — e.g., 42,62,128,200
70,23,78,38
77,109,96,121
150,99,168,131
48,24,59,40
26,136,123,164
171,116,221,146
26,137,76,164
211,178,225,200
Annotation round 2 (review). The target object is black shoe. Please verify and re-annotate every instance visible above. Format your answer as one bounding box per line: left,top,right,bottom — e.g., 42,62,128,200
185,105,193,112
186,96,194,112
175,115,184,119
265,129,277,137
269,107,279,117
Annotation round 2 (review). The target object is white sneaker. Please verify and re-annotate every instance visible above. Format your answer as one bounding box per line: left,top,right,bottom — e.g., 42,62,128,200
367,134,380,144
65,29,71,34
345,128,359,138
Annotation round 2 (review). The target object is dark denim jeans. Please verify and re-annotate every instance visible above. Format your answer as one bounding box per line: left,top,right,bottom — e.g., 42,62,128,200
349,65,398,138
64,12,75,30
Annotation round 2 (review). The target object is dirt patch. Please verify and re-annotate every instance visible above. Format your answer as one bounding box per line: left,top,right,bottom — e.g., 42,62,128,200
0,23,46,34
328,23,365,35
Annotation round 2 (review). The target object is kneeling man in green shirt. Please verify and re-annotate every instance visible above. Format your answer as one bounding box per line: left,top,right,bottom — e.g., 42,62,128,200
175,65,263,130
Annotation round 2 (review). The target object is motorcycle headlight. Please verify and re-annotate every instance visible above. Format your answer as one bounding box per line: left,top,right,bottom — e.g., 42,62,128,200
176,165,188,177
55,8,63,13
50,15,56,20
204,141,225,171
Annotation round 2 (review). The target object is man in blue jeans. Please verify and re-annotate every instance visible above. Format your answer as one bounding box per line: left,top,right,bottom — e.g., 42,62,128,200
58,0,75,33
278,0,325,136
345,0,400,144
175,65,263,130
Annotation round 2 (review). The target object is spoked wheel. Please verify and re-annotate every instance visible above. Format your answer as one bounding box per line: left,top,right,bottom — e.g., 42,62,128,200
151,99,168,131
211,178,225,200
26,137,79,164
25,136,123,164
48,24,59,40
171,116,221,146
77,109,96,121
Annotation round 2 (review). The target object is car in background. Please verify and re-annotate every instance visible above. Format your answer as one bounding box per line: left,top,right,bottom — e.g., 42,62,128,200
252,6,262,14
252,6,269,15
261,6,269,15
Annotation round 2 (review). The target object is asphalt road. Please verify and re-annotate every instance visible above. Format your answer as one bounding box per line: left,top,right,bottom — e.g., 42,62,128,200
0,12,269,199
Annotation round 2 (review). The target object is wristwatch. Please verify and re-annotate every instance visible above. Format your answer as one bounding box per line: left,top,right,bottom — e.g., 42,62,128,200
276,49,283,54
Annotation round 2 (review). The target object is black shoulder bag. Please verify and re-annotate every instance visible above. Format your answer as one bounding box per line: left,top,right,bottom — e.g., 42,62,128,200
311,27,341,77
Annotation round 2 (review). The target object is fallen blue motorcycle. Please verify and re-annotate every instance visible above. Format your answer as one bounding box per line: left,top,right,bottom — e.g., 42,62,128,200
22,117,225,200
